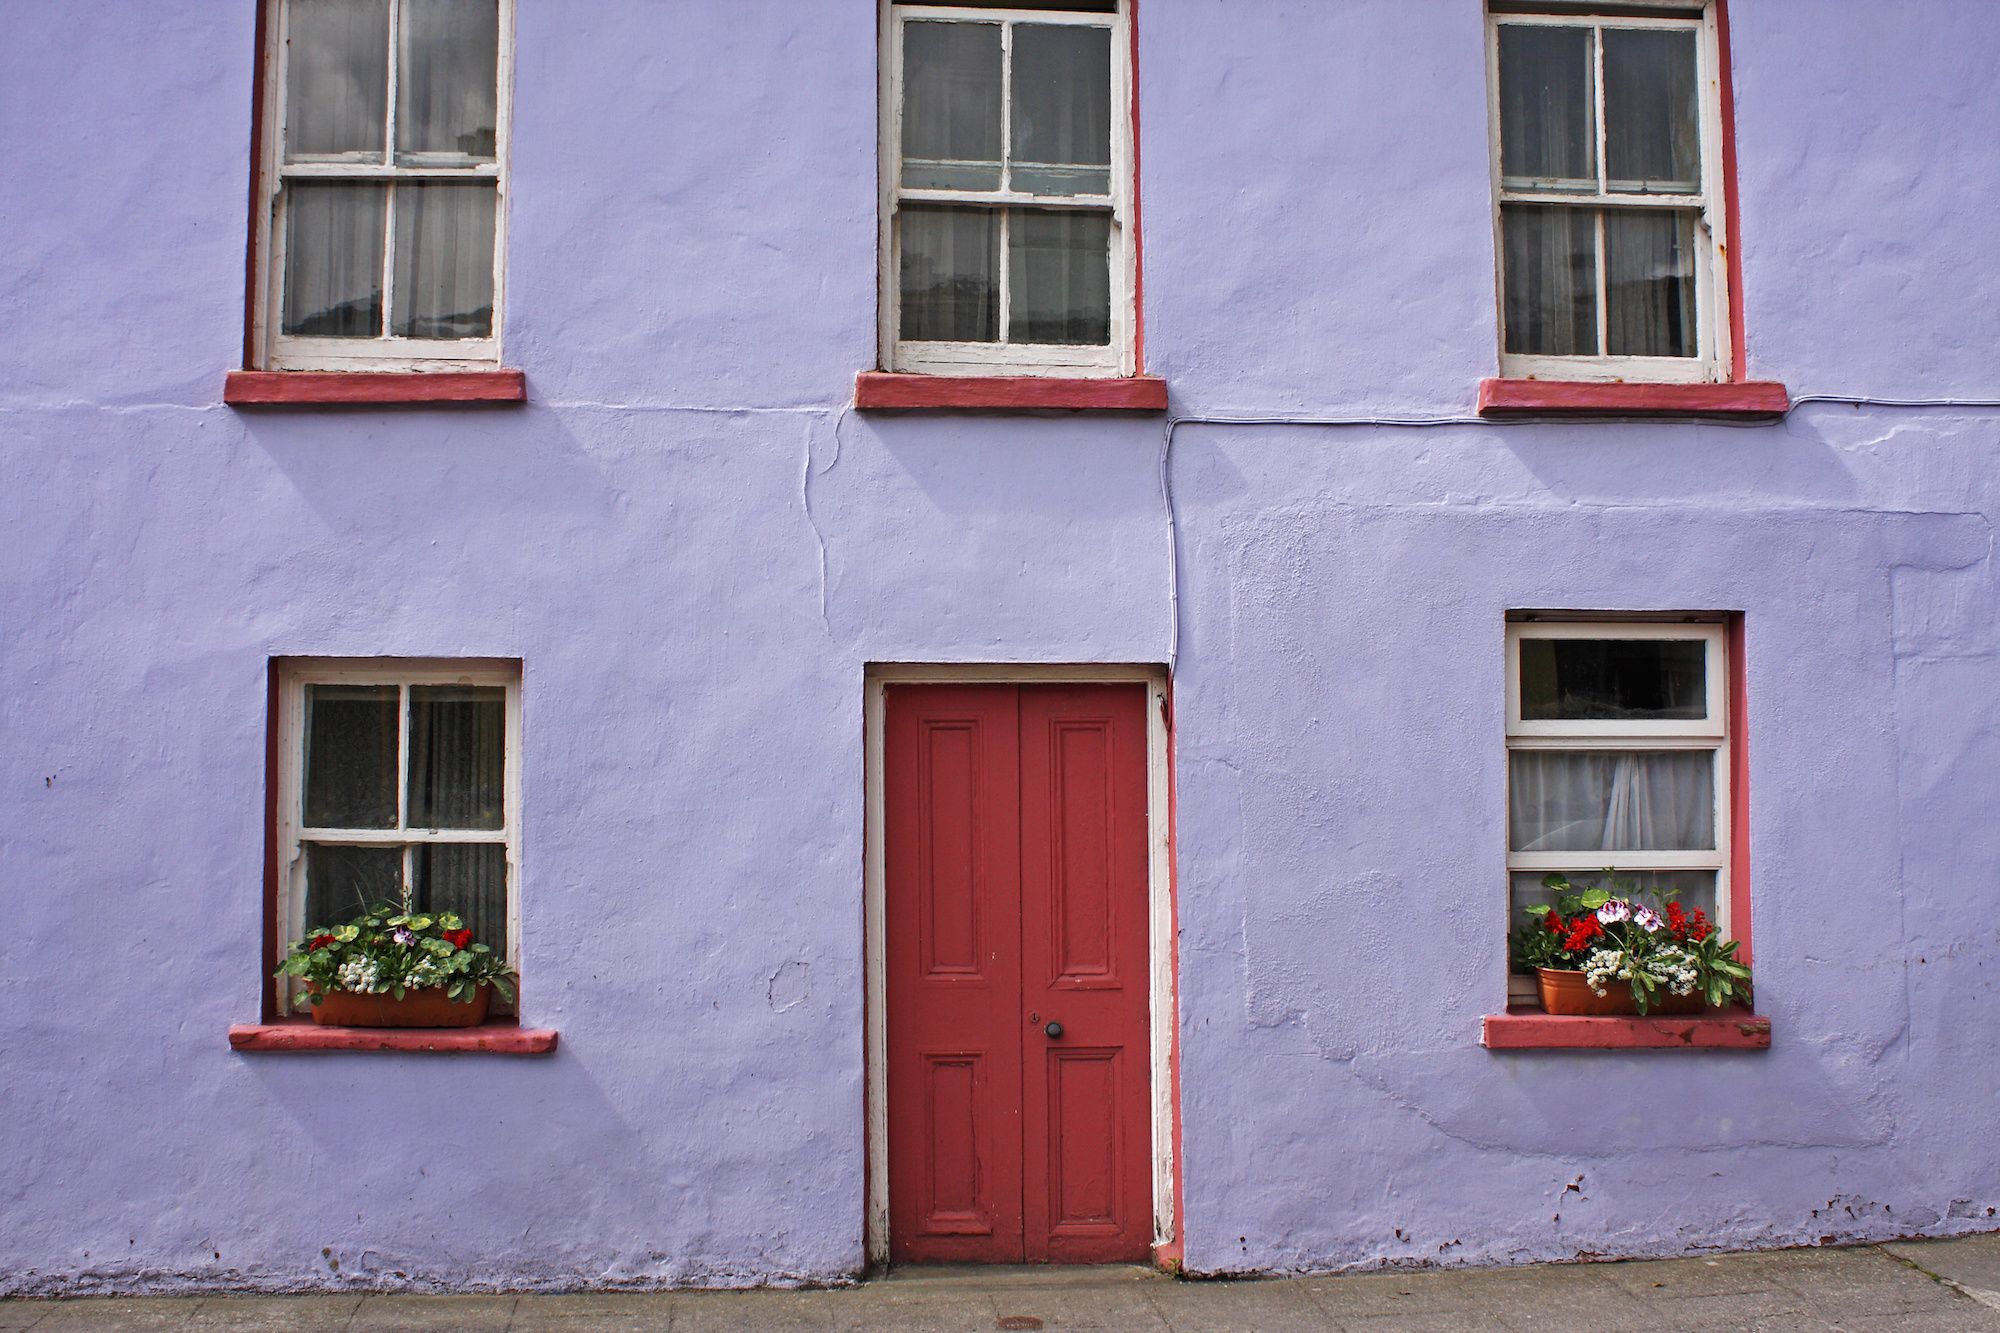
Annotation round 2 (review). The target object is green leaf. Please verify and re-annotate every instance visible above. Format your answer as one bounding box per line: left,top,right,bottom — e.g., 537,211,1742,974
1540,874,1570,891
409,916,433,931
1579,888,1610,909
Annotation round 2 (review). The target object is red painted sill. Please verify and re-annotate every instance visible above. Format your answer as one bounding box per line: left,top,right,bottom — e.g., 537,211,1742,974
224,370,527,406
1483,1009,1771,1051
855,372,1168,412
229,1021,557,1054
1478,379,1789,420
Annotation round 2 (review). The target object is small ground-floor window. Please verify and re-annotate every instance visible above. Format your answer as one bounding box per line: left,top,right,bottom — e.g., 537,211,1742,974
1504,617,1731,1005
270,658,520,1016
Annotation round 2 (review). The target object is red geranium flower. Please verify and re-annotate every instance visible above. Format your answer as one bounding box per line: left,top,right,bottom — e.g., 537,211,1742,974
1544,909,1564,934
444,928,474,949
307,933,336,952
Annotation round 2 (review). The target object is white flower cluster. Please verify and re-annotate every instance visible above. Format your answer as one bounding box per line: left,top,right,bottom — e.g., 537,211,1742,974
402,959,445,991
1583,946,1700,998
336,957,386,994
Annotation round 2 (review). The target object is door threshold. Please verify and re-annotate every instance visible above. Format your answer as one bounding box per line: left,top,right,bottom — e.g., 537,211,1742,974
878,1263,1164,1286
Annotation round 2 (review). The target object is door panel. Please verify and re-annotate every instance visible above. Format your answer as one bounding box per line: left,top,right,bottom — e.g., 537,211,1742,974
1019,685,1152,1262
886,685,1024,1262
886,681,1152,1265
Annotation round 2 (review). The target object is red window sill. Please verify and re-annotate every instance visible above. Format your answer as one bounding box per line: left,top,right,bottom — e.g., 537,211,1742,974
1477,379,1790,420
855,372,1168,412
1482,1008,1771,1051
223,370,527,406
228,1021,557,1054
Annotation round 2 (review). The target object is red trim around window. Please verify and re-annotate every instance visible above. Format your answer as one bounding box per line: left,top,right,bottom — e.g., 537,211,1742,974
242,2,271,370
225,370,527,405
1728,613,1752,966
1716,0,1748,383
1477,379,1789,419
229,1021,557,1054
1483,1011,1770,1050
855,373,1167,412
1128,0,1146,374
261,661,282,1023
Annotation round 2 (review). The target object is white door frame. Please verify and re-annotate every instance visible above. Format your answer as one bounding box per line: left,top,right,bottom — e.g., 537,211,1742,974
864,663,1178,1264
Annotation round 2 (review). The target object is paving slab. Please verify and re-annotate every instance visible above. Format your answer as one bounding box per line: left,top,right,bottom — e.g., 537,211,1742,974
1886,1232,2000,1310
185,1294,364,1330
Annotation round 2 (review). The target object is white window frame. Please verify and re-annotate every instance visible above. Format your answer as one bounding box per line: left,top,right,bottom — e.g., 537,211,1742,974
1504,622,1731,999
1485,4,1732,383
879,2,1137,378
252,0,514,372
273,658,522,1017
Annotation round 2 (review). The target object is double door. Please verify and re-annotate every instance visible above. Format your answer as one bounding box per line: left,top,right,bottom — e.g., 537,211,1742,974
884,682,1153,1264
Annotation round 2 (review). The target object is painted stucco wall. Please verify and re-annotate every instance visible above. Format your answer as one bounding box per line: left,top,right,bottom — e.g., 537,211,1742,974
3,0,1998,1291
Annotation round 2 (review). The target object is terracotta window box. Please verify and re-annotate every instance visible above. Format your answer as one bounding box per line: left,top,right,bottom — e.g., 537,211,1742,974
224,369,527,406
228,1020,557,1054
1482,1007,1771,1051
855,372,1168,412
1477,379,1789,420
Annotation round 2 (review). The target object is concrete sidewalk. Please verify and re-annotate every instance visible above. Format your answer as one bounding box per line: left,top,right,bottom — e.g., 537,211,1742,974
3,1234,1998,1331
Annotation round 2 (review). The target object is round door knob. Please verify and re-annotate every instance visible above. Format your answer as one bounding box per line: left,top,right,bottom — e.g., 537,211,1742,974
1044,1021,1064,1039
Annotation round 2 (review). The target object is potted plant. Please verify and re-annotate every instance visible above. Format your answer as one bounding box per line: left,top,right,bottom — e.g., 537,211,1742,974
1512,874,1751,1016
277,892,517,1028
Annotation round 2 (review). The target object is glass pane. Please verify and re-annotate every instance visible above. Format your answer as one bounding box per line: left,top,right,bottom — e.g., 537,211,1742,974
303,684,398,828
1605,208,1697,357
1008,209,1110,345
305,842,403,927
396,0,500,163
1502,204,1596,355
392,181,496,338
1604,28,1700,193
415,842,509,957
899,204,999,342
902,21,1003,191
1510,750,1715,852
408,685,505,828
1511,869,1717,960
1521,637,1707,721
1497,24,1594,191
285,0,390,159
283,182,386,337
1010,24,1112,196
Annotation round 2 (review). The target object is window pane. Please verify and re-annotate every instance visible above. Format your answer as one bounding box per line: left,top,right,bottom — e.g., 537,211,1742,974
396,0,500,163
415,842,509,957
1511,869,1717,959
305,842,404,926
902,21,1003,191
1502,204,1596,355
392,181,496,338
407,685,505,829
1008,209,1110,345
1510,750,1715,852
1605,208,1697,357
1521,637,1707,721
303,684,399,828
1010,24,1112,197
283,182,386,337
899,204,999,342
1498,24,1594,191
1604,28,1700,193
284,0,390,160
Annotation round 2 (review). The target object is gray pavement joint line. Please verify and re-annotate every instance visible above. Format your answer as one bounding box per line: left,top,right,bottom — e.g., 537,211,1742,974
1875,1243,2000,1313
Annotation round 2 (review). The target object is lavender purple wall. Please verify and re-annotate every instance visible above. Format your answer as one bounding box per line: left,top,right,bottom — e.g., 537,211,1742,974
3,0,1998,1292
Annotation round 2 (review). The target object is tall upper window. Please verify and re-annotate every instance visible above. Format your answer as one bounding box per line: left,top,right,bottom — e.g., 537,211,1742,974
255,0,510,371
273,660,520,1015
1487,3,1731,382
882,2,1136,378
1505,621,1731,1001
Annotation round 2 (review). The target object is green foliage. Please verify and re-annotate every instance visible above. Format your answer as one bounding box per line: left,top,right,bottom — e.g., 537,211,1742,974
276,904,517,1007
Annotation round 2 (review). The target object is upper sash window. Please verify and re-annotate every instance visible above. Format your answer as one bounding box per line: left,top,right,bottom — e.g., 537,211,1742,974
882,2,1136,378
1487,4,1732,383
255,0,511,371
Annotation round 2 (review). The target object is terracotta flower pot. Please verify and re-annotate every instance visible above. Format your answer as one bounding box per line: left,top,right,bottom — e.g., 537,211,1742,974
1536,967,1638,1015
308,984,491,1028
1536,968,1708,1017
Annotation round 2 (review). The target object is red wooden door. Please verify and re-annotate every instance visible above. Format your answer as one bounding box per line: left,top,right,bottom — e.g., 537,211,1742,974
885,683,1152,1265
